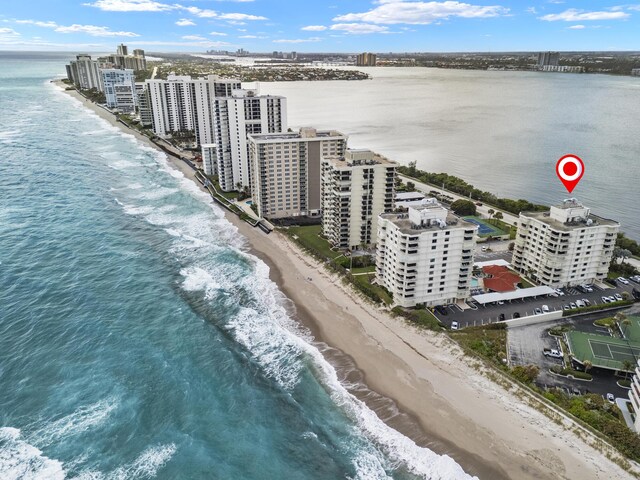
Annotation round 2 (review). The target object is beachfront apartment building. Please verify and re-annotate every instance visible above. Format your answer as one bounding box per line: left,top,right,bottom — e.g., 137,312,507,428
146,74,241,147
66,54,104,91
214,90,287,192
101,69,136,113
629,360,640,432
512,199,619,288
376,201,477,307
321,149,397,249
201,144,216,176
356,52,377,66
248,128,348,219
135,83,152,127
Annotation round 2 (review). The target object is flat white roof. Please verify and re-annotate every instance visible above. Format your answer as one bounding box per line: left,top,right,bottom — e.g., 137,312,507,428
472,286,555,304
396,192,426,200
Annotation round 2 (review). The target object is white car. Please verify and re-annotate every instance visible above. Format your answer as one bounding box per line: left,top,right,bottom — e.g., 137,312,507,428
618,277,630,285
554,288,565,296
614,293,624,301
451,321,459,330
606,393,615,403
542,305,550,313
534,308,543,315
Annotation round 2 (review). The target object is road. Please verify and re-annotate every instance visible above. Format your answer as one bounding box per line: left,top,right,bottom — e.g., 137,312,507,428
399,174,519,226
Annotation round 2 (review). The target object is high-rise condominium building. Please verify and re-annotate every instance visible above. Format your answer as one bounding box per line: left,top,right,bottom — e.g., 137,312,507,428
66,54,103,91
214,90,287,192
135,82,152,126
146,74,241,146
321,149,397,249
101,69,136,113
537,51,560,67
117,44,128,56
376,201,477,308
248,128,347,219
512,199,619,287
201,144,216,176
629,360,640,432
356,52,377,66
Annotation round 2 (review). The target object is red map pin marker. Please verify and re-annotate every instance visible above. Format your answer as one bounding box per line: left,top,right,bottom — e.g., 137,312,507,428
556,154,584,193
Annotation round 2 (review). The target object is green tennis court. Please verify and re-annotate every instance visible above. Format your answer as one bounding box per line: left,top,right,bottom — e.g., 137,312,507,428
566,329,640,371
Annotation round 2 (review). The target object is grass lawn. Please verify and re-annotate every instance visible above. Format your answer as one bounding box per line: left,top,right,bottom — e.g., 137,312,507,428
449,323,508,366
287,225,342,260
351,265,377,274
352,274,393,305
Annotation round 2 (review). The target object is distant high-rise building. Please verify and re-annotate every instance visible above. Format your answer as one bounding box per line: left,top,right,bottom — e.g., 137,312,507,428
537,51,559,67
66,54,103,91
101,69,136,113
248,128,348,219
117,43,128,56
376,201,477,307
356,52,377,66
512,199,619,287
322,149,397,249
146,74,241,147
214,90,287,192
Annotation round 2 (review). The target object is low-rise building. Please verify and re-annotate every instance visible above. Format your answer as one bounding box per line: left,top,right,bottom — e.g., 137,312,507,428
321,149,397,249
376,200,477,307
395,191,426,208
512,199,619,287
248,128,347,219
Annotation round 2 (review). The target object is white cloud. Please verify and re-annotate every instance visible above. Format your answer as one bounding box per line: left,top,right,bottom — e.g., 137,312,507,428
176,18,196,26
218,13,267,20
210,31,227,36
14,19,139,37
182,34,207,40
540,9,630,21
83,0,174,12
301,25,327,31
272,37,322,43
55,24,140,36
238,34,268,38
330,23,389,34
333,1,509,25
568,24,585,29
0,27,20,35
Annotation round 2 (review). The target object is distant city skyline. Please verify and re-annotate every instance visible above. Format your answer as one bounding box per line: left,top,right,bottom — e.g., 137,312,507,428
1,0,640,52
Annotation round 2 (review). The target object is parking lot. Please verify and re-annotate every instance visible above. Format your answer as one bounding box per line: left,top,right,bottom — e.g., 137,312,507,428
435,281,638,329
508,312,637,398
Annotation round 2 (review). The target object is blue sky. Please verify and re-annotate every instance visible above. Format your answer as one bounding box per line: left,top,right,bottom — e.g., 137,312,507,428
1,0,639,52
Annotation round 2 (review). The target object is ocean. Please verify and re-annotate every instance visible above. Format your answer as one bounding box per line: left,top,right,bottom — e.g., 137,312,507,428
260,66,640,240
0,54,473,479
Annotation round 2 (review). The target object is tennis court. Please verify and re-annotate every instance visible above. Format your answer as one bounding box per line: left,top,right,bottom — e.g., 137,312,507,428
462,216,508,237
566,330,640,371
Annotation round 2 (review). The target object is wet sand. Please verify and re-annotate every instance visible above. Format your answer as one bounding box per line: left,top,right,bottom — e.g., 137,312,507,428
58,82,636,480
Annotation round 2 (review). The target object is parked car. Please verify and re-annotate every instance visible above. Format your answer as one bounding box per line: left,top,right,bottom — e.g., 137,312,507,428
575,300,585,308
481,246,488,252
630,275,640,284
534,308,543,315
608,296,617,303
615,293,624,302
513,312,521,318
570,302,577,309
618,277,630,285
543,348,562,358
554,288,565,296
435,305,448,316
606,393,615,403
498,313,505,321
582,298,591,306
451,321,459,330
602,296,610,303
542,305,550,313
563,305,570,311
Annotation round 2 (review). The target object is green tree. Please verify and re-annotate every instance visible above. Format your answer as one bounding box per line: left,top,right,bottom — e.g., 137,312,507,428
494,211,503,221
406,181,416,192
583,359,593,374
622,360,634,379
450,199,477,216
487,208,495,219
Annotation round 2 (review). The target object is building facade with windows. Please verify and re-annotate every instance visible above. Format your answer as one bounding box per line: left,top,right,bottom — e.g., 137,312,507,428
248,128,347,219
321,149,397,249
201,144,216,176
101,69,136,113
146,74,241,146
213,90,287,192
356,52,377,66
66,54,104,91
512,199,619,287
376,201,477,307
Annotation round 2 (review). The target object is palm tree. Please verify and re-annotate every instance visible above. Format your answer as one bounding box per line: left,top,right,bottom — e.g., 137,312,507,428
487,208,495,218
494,211,503,221
622,360,634,379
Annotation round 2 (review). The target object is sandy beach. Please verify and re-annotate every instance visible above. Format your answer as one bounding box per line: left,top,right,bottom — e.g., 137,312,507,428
58,82,637,480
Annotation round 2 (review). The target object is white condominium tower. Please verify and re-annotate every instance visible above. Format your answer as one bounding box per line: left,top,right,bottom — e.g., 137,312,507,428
66,54,103,91
512,199,619,287
146,74,241,146
248,128,347,219
214,90,287,192
321,149,397,249
376,200,477,308
101,69,136,113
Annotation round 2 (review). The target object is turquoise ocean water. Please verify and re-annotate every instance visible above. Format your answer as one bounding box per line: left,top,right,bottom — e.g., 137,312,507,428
0,54,473,479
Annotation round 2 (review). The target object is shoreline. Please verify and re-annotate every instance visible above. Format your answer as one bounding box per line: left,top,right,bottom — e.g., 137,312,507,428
57,81,635,480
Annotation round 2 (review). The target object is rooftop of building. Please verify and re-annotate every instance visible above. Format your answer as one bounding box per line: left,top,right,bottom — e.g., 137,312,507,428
248,127,347,143
396,191,426,201
324,148,397,168
521,198,619,231
380,201,477,235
